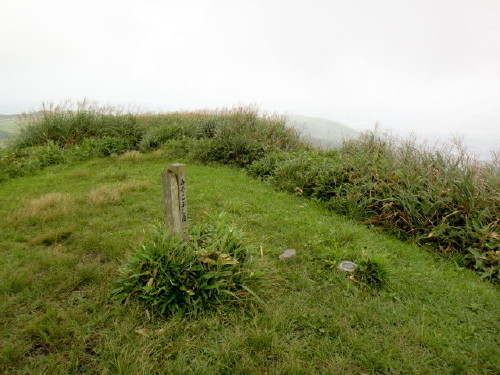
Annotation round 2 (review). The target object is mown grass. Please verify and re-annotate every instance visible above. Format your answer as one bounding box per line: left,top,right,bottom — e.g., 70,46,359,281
0,155,499,374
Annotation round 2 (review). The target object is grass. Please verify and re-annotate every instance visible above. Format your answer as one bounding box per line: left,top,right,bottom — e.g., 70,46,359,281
250,134,499,281
87,181,149,206
3,102,497,281
13,192,75,224
0,155,498,374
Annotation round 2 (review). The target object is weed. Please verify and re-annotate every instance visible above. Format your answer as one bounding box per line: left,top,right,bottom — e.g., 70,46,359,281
113,216,261,315
351,255,388,289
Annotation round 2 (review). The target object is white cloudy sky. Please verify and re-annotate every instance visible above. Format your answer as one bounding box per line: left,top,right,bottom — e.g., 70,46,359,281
1,0,499,152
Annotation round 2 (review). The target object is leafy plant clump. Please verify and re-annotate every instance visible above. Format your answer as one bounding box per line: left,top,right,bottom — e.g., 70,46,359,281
351,255,388,289
113,215,262,315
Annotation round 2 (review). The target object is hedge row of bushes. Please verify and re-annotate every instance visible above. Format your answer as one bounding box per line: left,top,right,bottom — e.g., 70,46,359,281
0,137,134,181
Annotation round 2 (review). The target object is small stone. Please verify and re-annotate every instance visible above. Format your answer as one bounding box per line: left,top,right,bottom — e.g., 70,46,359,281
338,260,357,272
279,249,297,260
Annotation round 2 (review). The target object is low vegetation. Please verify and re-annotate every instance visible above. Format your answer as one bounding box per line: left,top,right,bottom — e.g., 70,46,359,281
249,135,499,282
0,101,497,371
114,215,263,315
0,158,498,373
1,101,497,281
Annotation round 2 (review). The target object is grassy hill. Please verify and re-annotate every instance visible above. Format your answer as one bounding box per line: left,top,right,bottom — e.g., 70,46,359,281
286,114,359,149
0,115,18,146
0,155,498,374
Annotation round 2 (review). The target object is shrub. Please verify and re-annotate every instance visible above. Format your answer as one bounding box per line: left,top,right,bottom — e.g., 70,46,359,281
29,141,66,167
196,109,302,167
80,137,131,157
0,143,68,181
113,215,262,315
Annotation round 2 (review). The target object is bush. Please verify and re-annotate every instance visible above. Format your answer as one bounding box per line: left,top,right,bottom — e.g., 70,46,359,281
80,137,131,157
0,142,68,181
196,109,302,167
113,215,262,315
249,132,499,282
7,104,302,179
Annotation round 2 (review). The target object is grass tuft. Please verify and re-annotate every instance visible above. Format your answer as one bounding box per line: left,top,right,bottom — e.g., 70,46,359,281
117,150,142,161
87,181,149,206
30,228,73,246
87,186,121,206
113,214,263,315
16,192,74,223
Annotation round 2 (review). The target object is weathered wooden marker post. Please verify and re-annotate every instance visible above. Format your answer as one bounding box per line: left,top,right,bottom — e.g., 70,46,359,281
161,163,187,235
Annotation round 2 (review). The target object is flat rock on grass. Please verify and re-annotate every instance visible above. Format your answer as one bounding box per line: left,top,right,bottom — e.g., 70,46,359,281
279,249,297,261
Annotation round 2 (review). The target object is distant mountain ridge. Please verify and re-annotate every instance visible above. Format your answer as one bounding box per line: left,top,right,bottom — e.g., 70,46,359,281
286,114,359,149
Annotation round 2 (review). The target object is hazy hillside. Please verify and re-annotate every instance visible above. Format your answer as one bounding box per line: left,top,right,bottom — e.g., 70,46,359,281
0,116,17,144
0,115,18,133
286,114,359,148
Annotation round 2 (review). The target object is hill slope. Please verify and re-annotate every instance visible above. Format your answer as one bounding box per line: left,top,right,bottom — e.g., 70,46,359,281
0,154,498,374
0,115,18,144
286,114,359,148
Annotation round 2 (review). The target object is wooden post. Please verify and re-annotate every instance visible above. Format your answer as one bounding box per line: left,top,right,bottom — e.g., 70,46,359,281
161,163,187,235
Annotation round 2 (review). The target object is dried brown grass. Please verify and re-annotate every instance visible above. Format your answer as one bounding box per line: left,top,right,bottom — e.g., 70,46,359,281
15,193,74,223
87,181,150,206
117,151,142,161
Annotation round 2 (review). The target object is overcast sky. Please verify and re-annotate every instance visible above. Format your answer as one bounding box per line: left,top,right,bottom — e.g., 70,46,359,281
1,0,499,152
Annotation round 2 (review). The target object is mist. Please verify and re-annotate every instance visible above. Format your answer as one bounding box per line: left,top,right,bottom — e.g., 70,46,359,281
1,0,499,157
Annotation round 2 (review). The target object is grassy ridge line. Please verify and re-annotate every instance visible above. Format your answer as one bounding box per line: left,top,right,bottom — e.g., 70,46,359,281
0,155,498,373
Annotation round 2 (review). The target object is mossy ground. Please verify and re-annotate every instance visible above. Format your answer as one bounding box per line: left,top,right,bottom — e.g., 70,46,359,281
0,153,498,374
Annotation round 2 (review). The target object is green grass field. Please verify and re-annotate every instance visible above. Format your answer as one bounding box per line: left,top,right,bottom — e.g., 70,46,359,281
1,152,498,374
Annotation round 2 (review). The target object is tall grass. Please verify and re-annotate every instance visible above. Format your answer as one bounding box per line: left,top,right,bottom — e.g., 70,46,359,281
1,102,301,181
250,132,499,281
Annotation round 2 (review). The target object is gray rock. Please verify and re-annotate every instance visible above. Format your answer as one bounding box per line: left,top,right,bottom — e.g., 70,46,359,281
279,249,297,261
337,260,357,272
